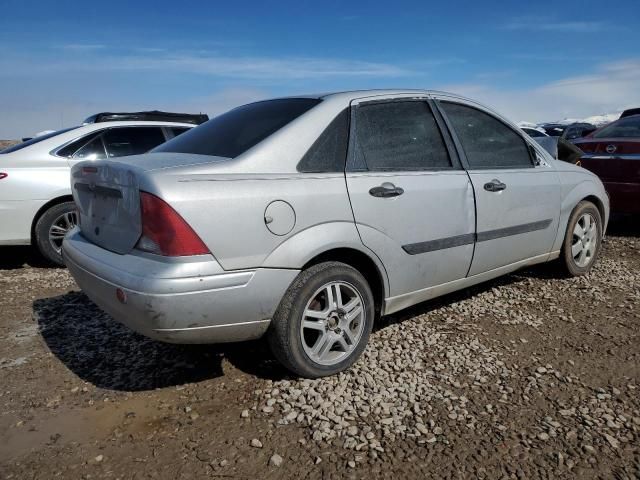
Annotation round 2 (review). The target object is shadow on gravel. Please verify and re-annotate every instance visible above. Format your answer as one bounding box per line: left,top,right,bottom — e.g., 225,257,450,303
32,261,575,388
0,245,51,270
34,291,289,390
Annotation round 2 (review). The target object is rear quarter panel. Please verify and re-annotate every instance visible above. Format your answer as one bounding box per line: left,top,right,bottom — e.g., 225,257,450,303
144,171,366,271
0,153,72,243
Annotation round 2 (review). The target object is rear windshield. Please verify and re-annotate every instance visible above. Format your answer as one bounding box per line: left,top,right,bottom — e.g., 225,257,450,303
153,98,321,158
0,127,80,153
592,116,640,138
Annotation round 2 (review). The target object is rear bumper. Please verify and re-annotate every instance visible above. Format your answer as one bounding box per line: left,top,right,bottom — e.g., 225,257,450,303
62,229,298,344
603,181,640,214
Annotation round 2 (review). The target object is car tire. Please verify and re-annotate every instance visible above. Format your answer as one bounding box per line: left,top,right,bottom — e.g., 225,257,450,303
559,200,602,277
34,201,78,267
268,261,375,378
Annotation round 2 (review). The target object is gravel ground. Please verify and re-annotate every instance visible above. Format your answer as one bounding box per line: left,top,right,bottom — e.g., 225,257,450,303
0,219,639,479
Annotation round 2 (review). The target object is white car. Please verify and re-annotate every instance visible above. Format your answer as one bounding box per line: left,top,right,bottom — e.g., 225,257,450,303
0,116,198,264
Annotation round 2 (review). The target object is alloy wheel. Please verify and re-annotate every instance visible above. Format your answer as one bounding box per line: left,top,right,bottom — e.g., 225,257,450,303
48,210,78,254
300,281,366,366
571,213,597,268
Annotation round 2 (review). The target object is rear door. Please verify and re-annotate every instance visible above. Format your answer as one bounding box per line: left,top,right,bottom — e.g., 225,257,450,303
436,98,561,275
345,95,476,300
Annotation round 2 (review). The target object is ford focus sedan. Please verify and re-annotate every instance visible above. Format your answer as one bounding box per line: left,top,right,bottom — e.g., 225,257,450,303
63,90,609,378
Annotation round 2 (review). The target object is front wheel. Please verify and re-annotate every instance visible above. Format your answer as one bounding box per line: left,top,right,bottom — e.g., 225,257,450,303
268,261,375,378
34,201,78,266
559,200,603,276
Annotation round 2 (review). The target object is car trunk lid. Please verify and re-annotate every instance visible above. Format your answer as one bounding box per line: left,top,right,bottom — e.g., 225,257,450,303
576,138,640,183
71,161,142,254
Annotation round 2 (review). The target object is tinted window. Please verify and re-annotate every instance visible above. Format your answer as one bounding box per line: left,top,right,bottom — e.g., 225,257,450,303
103,127,166,157
523,128,545,138
297,109,349,173
442,102,533,169
73,136,106,160
153,98,321,158
592,116,640,138
170,127,189,137
1,127,79,154
353,101,451,171
56,132,101,158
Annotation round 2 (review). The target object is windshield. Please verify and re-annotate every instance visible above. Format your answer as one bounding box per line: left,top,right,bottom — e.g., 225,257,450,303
0,127,80,153
592,116,640,138
153,98,321,158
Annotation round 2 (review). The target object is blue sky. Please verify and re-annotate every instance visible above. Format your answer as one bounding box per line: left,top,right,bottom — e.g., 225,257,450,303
1,0,639,137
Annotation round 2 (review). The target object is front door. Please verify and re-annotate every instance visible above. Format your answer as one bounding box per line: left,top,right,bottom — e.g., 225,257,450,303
345,96,476,304
437,99,561,276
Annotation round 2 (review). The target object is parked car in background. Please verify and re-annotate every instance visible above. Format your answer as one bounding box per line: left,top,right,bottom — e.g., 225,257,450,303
561,122,597,142
620,108,640,119
538,122,596,141
574,114,640,214
63,90,609,378
0,111,206,264
521,127,549,138
539,123,568,137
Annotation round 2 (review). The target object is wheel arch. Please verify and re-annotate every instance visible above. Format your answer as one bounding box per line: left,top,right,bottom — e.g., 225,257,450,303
582,194,607,233
301,247,387,318
30,195,75,243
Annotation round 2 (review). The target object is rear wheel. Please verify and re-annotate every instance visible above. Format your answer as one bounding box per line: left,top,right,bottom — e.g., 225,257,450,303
559,200,602,276
268,261,375,378
34,201,78,266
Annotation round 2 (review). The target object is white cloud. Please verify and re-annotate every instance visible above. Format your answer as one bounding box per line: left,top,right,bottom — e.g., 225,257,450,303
4,51,412,80
504,17,608,33
58,43,106,51
438,59,640,123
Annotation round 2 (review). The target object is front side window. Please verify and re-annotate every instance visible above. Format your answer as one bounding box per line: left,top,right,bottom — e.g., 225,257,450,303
353,101,451,171
592,116,640,138
154,98,321,158
441,102,533,169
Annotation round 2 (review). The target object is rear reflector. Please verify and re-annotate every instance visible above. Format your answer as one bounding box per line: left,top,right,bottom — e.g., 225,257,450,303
136,192,210,256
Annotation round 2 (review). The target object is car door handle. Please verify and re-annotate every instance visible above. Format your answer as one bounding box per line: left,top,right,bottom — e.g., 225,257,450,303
369,183,405,198
484,179,507,192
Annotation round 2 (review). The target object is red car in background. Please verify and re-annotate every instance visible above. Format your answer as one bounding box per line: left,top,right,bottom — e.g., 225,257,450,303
574,115,640,214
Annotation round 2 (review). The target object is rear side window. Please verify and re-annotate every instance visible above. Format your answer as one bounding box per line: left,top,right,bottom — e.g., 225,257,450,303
169,127,189,138
73,136,107,160
153,98,321,158
297,109,349,173
441,102,533,169
57,132,101,158
592,116,640,138
353,101,451,171
103,127,166,157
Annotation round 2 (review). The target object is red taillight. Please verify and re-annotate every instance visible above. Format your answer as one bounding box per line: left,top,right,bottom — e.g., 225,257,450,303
0,173,7,180
136,192,210,256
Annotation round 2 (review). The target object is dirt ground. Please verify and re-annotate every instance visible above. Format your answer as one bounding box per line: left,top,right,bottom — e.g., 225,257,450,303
1,218,639,479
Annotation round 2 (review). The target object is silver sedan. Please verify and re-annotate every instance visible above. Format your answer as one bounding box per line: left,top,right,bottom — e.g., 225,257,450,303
63,90,609,378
